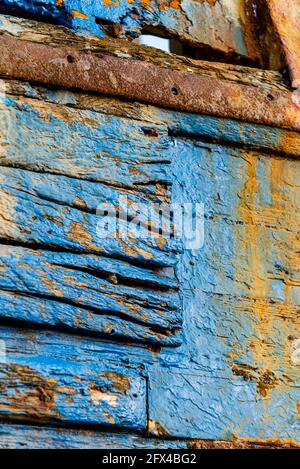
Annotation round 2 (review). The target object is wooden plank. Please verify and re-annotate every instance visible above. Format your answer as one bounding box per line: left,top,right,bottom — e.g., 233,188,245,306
0,15,297,132
0,0,278,67
0,423,298,449
0,91,181,267
0,245,181,336
0,290,181,346
0,94,172,189
3,77,300,159
0,326,147,430
0,423,189,449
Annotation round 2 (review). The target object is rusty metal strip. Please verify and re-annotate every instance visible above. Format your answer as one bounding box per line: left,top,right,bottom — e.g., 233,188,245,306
265,0,300,89
0,33,300,131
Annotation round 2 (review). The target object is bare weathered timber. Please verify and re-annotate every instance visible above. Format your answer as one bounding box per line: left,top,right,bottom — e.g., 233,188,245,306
0,89,182,347
0,0,283,67
0,327,147,429
0,14,299,446
0,15,300,131
1,423,299,449
265,0,300,89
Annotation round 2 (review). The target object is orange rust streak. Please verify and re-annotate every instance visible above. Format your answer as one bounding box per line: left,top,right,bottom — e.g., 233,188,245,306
232,152,300,388
71,10,88,20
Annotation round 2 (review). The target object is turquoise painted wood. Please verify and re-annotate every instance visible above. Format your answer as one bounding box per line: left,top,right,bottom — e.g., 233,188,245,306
0,15,299,448
0,77,299,447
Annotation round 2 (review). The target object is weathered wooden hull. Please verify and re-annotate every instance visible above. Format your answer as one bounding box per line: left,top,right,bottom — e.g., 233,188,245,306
0,13,299,448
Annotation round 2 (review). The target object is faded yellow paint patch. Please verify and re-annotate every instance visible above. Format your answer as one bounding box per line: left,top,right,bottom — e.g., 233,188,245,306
236,154,268,298
102,0,120,7
41,273,64,298
71,10,88,19
227,150,300,393
103,413,116,425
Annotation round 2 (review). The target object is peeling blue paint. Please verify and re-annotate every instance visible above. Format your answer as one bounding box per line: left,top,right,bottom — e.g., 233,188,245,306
0,77,299,444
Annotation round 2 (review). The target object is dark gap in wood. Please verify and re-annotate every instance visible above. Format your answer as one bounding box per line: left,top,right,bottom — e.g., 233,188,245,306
0,419,150,437
141,26,260,68
0,415,147,436
0,287,178,332
94,17,123,39
0,313,179,348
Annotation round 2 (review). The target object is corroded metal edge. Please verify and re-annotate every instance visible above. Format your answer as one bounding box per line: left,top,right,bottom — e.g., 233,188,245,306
265,0,300,89
1,33,300,133
0,12,300,132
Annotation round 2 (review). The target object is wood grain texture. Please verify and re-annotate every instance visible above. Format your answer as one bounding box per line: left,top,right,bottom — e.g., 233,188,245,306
0,245,181,337
0,163,177,267
0,91,182,346
0,423,189,449
0,326,147,430
0,15,297,132
0,423,298,449
2,77,300,159
0,0,282,67
0,68,299,444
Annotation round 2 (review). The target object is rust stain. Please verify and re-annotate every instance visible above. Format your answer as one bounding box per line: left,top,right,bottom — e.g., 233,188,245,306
0,364,59,420
193,0,218,4
45,214,64,227
231,364,279,397
101,372,130,394
1,27,299,131
239,436,300,449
